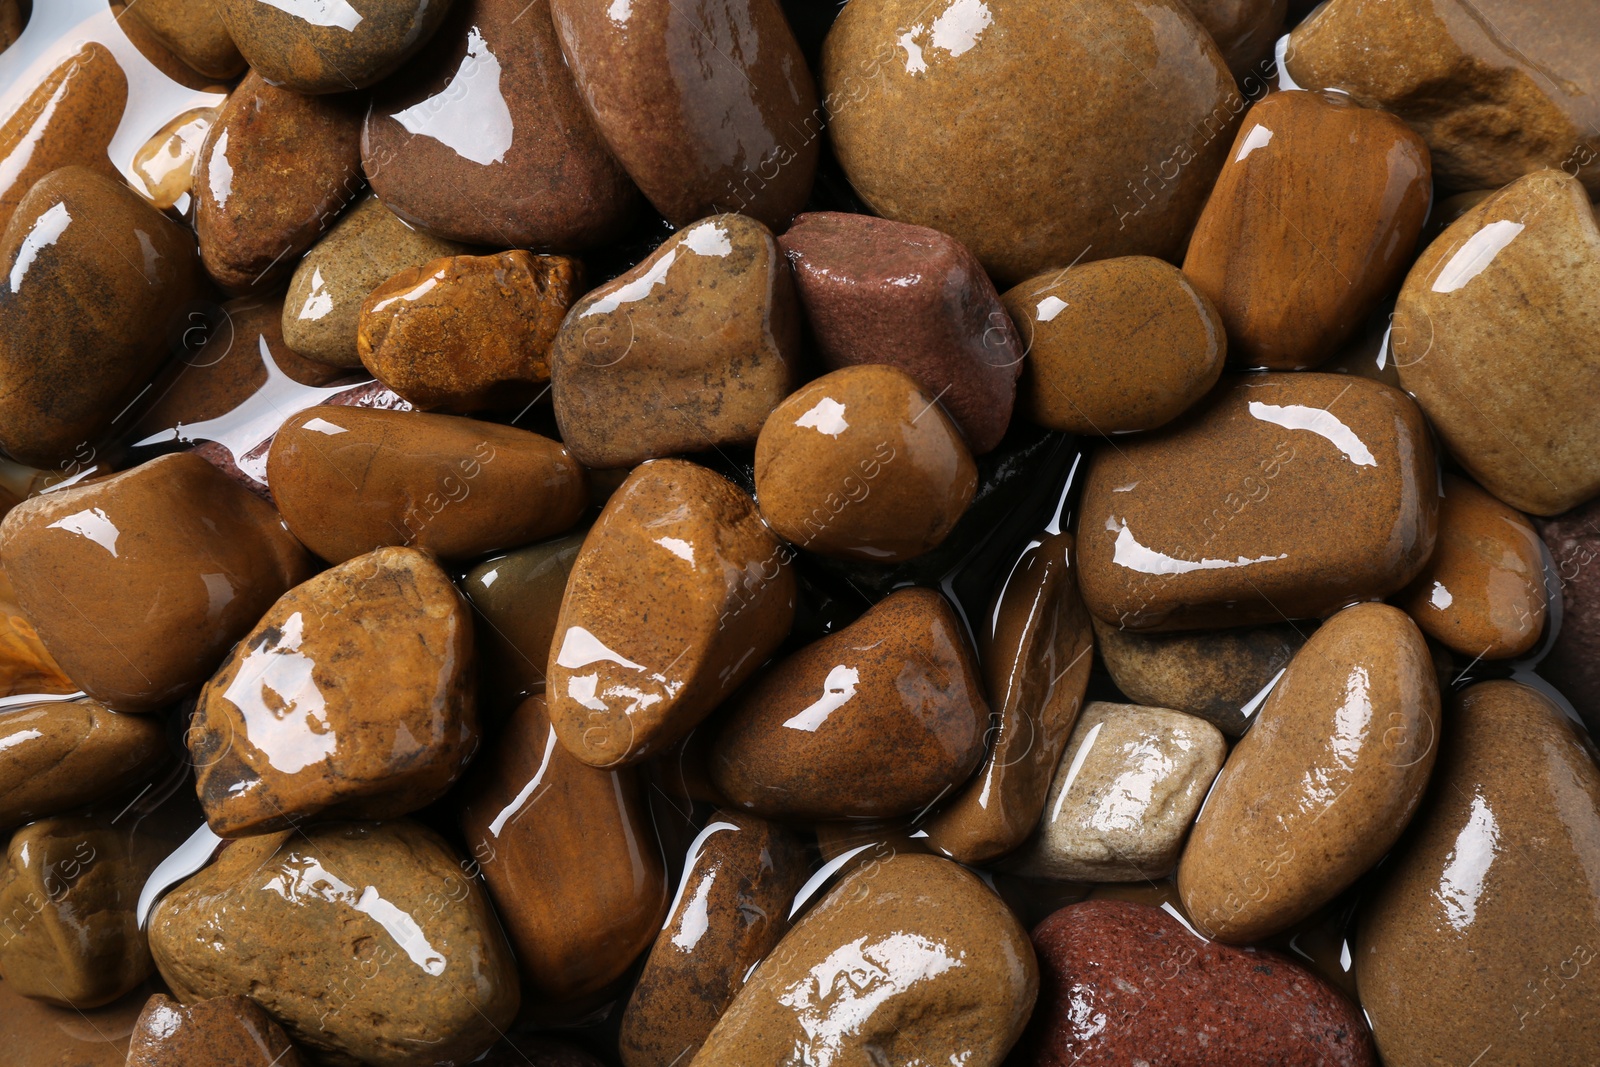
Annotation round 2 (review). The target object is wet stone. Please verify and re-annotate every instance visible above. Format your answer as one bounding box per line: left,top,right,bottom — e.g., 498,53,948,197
125,0,246,79
1179,0,1285,80
131,107,218,210
219,0,454,93
126,994,305,1067
0,699,166,830
462,531,586,712
1539,497,1600,738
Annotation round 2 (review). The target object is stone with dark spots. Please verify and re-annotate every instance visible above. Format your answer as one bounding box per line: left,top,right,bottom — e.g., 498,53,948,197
219,0,454,93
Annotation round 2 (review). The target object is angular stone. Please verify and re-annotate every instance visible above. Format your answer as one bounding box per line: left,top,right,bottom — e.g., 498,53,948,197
0,453,313,711
1092,616,1308,736
219,0,453,93
754,366,977,563
191,547,476,836
779,212,1023,453
695,853,1037,1067
1285,0,1600,194
127,994,304,1067
267,406,587,564
125,0,246,79
1183,90,1432,370
551,215,800,468
821,0,1237,285
1399,473,1547,659
283,195,468,370
549,0,818,229
923,532,1094,863
1012,702,1225,882
1179,603,1440,943
1007,257,1225,434
547,459,794,767
462,532,586,711
1539,497,1600,738
131,107,218,210
1076,372,1438,629
363,0,640,249
1357,681,1600,1065
195,71,363,294
1394,169,1600,515
149,821,520,1067
359,251,578,411
619,812,809,1067
0,166,201,467
710,587,988,820
1022,899,1375,1066
0,699,166,829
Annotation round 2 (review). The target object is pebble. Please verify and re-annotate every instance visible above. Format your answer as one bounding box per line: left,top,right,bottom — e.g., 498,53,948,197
1012,702,1225,883
359,251,578,411
1005,257,1225,434
779,211,1023,453
1183,89,1432,370
194,71,363,294
1539,497,1600,737
1075,372,1439,629
0,453,312,711
462,532,585,707
1178,603,1440,943
1179,0,1284,80
0,166,201,467
131,107,218,209
149,820,521,1067
1394,168,1600,515
551,215,801,469
693,853,1037,1067
754,365,977,562
1092,617,1307,736
1285,0,1600,194
1357,681,1600,1065
619,812,810,1067
549,0,819,229
1398,473,1546,659
218,0,453,93
364,0,640,249
124,0,246,79
190,546,477,837
821,0,1237,285
0,573,79,699
710,587,988,820
546,459,794,767
0,699,166,829
1023,899,1375,1066
267,406,587,564
282,195,468,370
127,994,304,1067
459,695,668,1005
923,532,1095,863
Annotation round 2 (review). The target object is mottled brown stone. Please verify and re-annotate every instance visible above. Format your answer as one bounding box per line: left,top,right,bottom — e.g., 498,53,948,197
0,699,166,829
219,0,454,93
125,0,246,79
127,994,305,1067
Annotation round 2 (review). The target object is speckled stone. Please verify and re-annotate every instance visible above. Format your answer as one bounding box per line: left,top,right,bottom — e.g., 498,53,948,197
551,215,801,469
694,853,1037,1067
149,821,520,1067
1179,603,1439,943
190,547,477,836
0,699,166,829
125,0,246,79
127,994,305,1067
1394,169,1600,516
1022,899,1375,1066
1076,373,1438,629
754,365,977,562
1539,496,1600,738
1183,90,1432,370
1357,681,1600,1066
219,0,454,93
546,459,794,767
779,211,1023,453
710,587,988,820
1006,257,1225,434
359,251,578,411
282,195,468,370
822,0,1238,285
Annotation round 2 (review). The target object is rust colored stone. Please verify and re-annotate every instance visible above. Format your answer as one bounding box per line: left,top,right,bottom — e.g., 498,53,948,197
127,994,305,1066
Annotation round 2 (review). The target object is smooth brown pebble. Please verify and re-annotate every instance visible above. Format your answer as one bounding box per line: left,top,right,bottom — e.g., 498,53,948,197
461,532,586,711
127,994,304,1067
0,699,166,829
219,0,453,93
125,0,246,79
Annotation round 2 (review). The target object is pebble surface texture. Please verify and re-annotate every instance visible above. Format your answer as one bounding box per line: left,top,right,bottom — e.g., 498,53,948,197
124,0,246,79
126,994,305,1067
219,0,453,93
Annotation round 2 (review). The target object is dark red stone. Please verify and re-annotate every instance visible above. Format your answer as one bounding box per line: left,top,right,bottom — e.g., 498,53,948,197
1022,899,1375,1067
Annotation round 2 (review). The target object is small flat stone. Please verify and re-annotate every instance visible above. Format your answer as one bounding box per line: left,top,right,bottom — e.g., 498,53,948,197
219,0,454,93
1006,257,1225,434
551,215,801,468
694,853,1037,1067
710,587,988,820
780,212,1022,453
1012,702,1225,882
191,546,477,837
267,406,587,564
754,365,977,562
1178,603,1440,943
149,821,520,1067
359,251,578,411
0,699,166,829
1538,497,1600,737
125,0,246,79
546,460,794,767
282,195,468,370
127,994,304,1067
462,531,586,711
